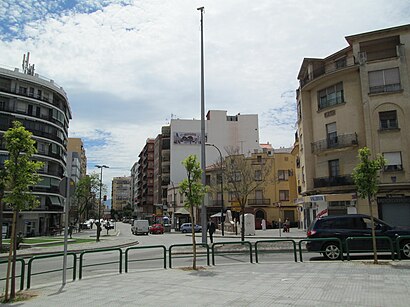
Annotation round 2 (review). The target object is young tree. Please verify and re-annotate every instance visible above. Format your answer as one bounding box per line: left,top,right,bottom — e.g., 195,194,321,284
2,121,43,302
179,155,207,270
73,174,100,231
224,154,271,241
0,169,6,252
352,147,385,264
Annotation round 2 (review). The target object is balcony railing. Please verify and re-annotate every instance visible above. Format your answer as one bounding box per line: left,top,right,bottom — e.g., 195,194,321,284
248,198,271,206
300,60,355,88
313,175,354,188
311,133,358,154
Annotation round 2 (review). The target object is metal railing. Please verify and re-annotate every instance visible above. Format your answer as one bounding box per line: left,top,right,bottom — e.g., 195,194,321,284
168,243,210,268
211,241,253,265
0,258,25,291
27,253,76,289
345,236,395,261
298,238,344,262
125,245,166,272
79,248,122,279
254,240,297,263
311,133,358,154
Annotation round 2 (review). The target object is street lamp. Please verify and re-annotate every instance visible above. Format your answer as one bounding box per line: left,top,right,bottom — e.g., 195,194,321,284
95,164,109,242
170,181,177,230
206,143,225,236
197,6,207,244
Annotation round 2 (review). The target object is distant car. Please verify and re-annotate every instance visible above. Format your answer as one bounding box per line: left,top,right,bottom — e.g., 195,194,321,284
180,223,202,233
104,221,115,230
149,224,164,234
306,214,410,260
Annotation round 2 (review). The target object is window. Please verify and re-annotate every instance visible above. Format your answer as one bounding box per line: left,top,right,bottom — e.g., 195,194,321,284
383,152,403,171
257,155,262,163
205,175,211,186
369,68,400,94
326,122,338,147
255,190,263,200
328,159,340,177
318,82,344,110
216,174,222,184
279,190,289,201
255,170,262,181
229,171,241,182
278,170,289,181
335,57,346,69
379,110,398,130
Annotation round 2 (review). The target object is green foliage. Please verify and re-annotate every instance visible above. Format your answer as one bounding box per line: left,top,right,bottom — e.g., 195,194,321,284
3,121,43,210
352,147,385,200
179,155,207,209
74,173,100,217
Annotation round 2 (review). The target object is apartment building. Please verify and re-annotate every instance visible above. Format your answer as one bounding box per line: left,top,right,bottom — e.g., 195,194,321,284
296,24,410,228
111,176,131,212
205,147,298,230
135,139,155,220
0,56,72,236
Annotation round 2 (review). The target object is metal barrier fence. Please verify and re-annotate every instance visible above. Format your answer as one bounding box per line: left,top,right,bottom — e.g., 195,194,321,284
254,239,297,263
27,252,77,289
168,243,210,268
79,248,122,279
125,245,167,272
211,241,252,265
6,235,410,289
298,238,344,262
0,258,25,291
345,236,395,261
396,235,410,260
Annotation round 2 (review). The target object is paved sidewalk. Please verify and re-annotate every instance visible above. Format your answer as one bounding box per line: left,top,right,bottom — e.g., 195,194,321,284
12,261,410,306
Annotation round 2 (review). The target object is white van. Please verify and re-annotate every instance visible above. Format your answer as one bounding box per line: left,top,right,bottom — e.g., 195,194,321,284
131,220,149,235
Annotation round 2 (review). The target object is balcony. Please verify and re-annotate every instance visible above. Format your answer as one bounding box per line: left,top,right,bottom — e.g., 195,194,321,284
300,60,355,88
248,198,271,206
313,175,354,188
311,133,358,154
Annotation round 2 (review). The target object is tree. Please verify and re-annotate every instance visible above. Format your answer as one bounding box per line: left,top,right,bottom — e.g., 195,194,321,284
73,174,100,231
224,154,271,241
352,147,385,264
2,121,43,302
179,155,207,270
0,169,6,253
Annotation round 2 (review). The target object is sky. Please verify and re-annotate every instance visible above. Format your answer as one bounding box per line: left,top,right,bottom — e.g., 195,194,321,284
1,0,410,196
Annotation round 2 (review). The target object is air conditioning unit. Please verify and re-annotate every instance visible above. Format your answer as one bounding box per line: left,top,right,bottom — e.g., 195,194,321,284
358,52,367,65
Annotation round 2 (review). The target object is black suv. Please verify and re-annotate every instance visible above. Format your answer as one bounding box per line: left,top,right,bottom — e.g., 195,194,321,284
306,214,410,260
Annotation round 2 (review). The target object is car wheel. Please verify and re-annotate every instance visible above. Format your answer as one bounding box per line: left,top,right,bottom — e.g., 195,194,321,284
401,241,410,259
323,242,341,260
182,229,187,233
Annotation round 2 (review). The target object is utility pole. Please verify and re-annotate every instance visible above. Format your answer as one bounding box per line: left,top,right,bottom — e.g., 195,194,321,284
197,6,207,244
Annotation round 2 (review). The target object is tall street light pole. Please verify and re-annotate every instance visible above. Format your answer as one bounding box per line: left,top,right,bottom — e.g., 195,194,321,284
206,143,225,236
95,164,109,242
197,6,207,244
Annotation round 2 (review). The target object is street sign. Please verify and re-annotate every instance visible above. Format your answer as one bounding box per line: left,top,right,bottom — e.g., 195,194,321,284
59,177,75,197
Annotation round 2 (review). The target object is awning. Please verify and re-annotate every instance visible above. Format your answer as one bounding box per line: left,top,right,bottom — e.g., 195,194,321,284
48,196,62,206
175,207,190,215
210,212,225,218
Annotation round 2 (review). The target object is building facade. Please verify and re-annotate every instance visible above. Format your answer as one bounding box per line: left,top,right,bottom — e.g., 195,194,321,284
111,176,131,212
0,59,72,236
296,24,410,228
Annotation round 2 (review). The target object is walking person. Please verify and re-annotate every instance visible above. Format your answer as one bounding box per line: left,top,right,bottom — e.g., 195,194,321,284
207,219,216,243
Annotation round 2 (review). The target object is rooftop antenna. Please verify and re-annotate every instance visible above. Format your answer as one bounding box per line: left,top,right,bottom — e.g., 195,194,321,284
22,52,35,76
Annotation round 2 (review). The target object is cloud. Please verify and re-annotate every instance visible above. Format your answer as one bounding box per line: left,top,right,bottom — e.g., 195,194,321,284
1,0,410,193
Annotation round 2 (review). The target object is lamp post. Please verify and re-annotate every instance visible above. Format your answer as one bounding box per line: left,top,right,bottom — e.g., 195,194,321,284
197,6,207,244
95,164,109,242
206,143,225,236
170,181,177,230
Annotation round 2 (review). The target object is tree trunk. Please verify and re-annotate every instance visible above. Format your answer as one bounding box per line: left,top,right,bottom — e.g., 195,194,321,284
241,204,245,241
4,210,17,301
0,195,3,252
190,207,197,270
368,195,378,264
11,210,18,298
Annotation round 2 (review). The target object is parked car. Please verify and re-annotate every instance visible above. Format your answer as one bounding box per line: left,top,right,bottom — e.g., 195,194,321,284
180,223,202,233
149,224,164,234
104,221,115,230
306,214,410,260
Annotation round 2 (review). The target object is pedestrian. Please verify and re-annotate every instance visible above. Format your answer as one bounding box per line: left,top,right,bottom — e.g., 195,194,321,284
68,224,74,239
207,219,216,243
284,218,290,233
